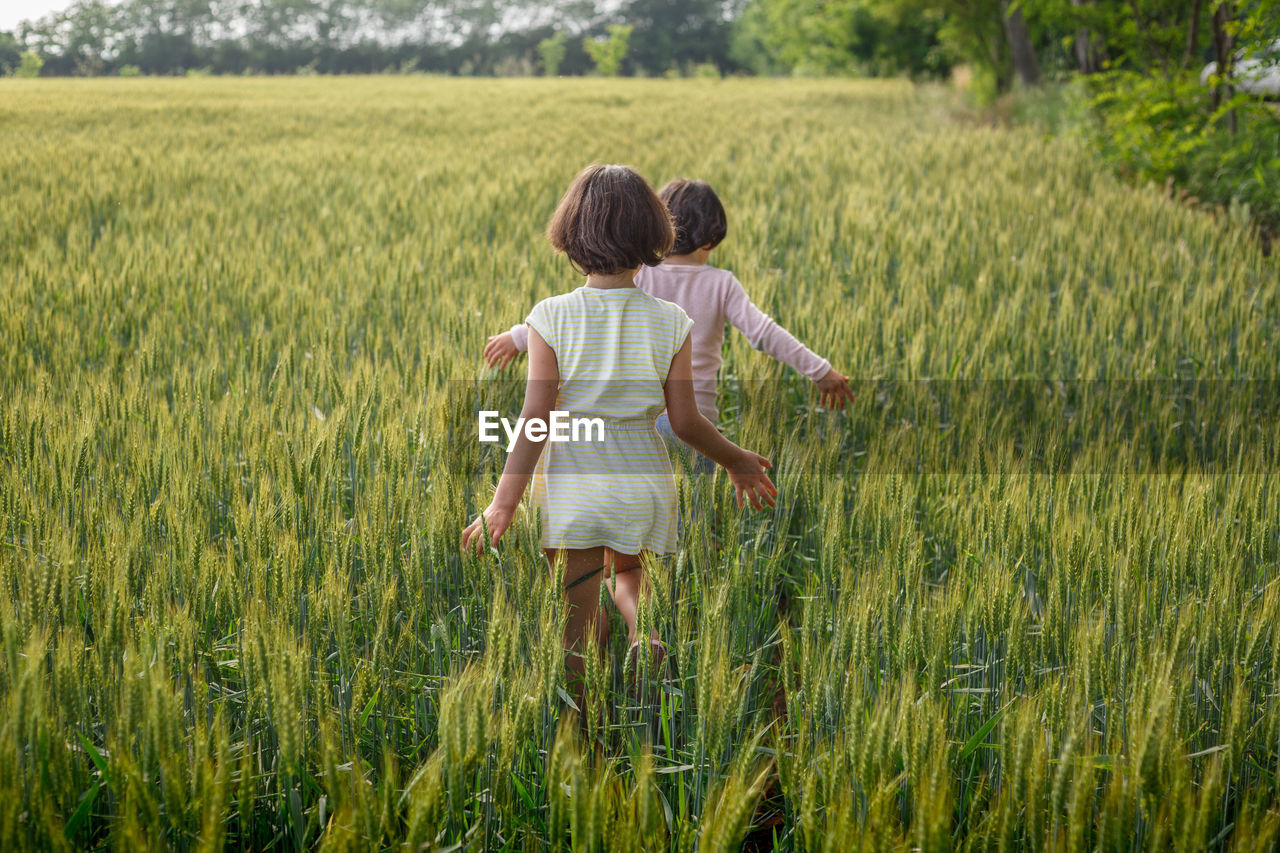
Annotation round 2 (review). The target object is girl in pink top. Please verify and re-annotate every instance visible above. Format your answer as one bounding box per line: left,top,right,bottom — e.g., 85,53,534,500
484,179,855,455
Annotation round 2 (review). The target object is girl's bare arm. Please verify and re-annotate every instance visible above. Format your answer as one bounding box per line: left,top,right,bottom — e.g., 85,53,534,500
663,339,777,510
462,327,558,550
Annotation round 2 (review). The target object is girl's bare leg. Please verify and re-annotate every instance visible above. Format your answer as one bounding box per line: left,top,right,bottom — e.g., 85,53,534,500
604,550,659,650
547,547,607,690
548,548,661,701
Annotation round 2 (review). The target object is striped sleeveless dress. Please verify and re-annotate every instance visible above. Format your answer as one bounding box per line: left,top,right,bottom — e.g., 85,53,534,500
525,285,694,554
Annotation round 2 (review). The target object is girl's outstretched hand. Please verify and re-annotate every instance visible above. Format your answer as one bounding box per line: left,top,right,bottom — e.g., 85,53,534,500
815,367,855,410
483,332,520,370
727,451,778,511
461,502,515,553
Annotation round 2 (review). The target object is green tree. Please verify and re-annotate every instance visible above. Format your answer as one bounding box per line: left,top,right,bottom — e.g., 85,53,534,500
16,50,44,77
868,0,1040,91
621,0,734,76
730,0,948,78
728,0,782,75
584,23,633,76
772,0,864,74
0,32,22,75
1035,0,1202,75
538,31,567,75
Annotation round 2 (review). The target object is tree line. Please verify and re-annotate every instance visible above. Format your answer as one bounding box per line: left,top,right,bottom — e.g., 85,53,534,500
0,0,743,77
2,0,1275,92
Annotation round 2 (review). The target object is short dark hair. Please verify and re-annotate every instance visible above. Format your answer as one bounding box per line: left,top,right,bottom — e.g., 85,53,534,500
547,164,674,275
658,179,727,255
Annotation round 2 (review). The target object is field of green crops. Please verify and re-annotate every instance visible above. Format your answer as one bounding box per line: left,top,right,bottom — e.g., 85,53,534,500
1,76,1278,850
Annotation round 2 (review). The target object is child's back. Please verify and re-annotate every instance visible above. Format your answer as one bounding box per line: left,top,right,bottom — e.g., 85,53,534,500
529,285,691,422
635,262,830,421
526,285,691,554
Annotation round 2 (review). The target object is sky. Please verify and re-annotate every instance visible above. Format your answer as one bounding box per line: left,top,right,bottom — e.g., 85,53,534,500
3,1,78,32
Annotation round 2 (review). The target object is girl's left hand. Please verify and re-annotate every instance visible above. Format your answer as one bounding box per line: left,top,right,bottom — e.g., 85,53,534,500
815,368,855,410
727,450,778,511
461,503,515,553
483,332,520,370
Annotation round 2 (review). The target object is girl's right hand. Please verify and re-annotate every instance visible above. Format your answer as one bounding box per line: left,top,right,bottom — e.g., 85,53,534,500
483,332,520,370
727,451,777,511
461,502,516,553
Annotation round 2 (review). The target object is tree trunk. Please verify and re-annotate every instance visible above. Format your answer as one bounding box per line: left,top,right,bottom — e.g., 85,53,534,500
1070,0,1098,74
1075,0,1095,72
1211,0,1237,134
1185,0,1204,68
1001,0,1041,87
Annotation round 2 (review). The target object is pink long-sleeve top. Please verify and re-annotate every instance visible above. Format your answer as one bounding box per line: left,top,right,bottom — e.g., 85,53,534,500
509,263,831,422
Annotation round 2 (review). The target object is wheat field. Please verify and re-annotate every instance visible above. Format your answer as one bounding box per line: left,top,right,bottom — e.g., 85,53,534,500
1,76,1278,850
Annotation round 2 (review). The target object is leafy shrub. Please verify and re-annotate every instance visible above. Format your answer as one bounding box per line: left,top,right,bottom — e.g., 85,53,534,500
15,50,43,78
1089,70,1280,236
584,24,633,77
538,32,566,77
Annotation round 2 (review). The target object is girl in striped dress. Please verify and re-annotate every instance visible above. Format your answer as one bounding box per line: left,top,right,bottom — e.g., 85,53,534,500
461,164,777,687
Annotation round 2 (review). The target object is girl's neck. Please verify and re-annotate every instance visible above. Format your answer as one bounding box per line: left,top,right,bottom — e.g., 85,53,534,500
664,247,711,266
585,268,639,290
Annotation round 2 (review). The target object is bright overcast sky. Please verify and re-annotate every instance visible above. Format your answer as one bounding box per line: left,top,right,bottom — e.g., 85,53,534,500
3,1,79,31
